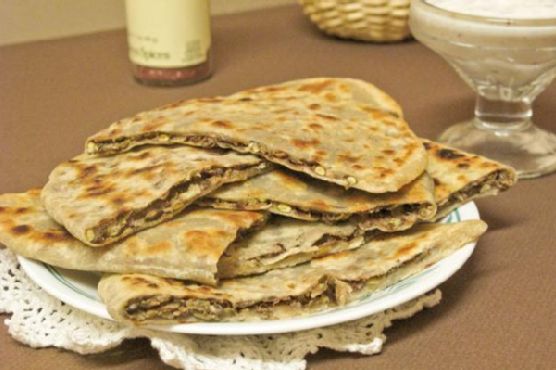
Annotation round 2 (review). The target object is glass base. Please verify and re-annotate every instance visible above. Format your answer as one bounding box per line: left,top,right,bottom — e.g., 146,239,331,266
438,119,556,179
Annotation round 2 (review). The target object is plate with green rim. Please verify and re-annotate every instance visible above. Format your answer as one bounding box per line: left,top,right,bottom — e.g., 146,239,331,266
18,202,478,335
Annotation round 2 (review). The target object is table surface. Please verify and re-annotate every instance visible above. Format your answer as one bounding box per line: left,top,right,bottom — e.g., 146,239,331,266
1,5,555,370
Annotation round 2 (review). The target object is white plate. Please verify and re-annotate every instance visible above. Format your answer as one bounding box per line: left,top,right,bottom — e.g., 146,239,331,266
18,202,479,335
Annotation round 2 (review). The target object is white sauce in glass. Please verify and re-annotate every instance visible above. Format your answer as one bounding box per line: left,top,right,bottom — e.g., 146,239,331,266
410,0,556,97
426,0,556,19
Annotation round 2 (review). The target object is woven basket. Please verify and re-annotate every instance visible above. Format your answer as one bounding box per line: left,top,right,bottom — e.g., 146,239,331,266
299,0,411,42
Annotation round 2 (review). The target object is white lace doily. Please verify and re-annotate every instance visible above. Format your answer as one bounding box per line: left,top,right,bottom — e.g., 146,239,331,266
0,247,441,370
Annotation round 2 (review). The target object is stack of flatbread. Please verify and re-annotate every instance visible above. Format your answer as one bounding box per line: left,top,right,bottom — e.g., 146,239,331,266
0,78,516,324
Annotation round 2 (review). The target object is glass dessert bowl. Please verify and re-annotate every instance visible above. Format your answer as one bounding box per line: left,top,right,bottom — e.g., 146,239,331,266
410,0,556,179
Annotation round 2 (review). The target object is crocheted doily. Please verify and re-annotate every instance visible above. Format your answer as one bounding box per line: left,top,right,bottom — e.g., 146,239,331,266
0,247,441,370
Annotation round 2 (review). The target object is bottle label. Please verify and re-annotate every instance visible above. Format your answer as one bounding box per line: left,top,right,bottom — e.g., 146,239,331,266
125,0,211,68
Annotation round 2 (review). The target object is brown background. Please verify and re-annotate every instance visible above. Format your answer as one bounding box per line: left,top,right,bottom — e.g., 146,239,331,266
1,5,554,370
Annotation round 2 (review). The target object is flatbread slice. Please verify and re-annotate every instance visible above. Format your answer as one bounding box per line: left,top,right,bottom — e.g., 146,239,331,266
200,169,437,231
218,216,364,279
41,145,269,246
201,140,516,228
85,78,427,193
98,220,486,323
0,190,267,285
425,141,517,219
230,77,403,117
0,190,363,283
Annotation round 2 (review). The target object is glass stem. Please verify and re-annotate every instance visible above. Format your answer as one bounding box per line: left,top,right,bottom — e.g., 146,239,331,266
473,95,532,131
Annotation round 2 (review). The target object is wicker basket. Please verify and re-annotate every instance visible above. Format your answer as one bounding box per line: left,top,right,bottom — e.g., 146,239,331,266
299,0,411,42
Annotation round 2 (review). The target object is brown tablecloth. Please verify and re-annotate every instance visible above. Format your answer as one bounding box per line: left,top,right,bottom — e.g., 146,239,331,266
1,5,555,370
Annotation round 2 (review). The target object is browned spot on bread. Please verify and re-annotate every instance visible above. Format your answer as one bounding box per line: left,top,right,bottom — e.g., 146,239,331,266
110,195,128,206
338,154,362,163
324,92,338,102
319,250,351,261
41,230,74,243
211,120,234,129
287,282,297,289
292,138,320,149
458,163,470,169
78,165,98,179
261,86,284,93
309,123,323,130
438,148,464,160
480,161,497,168
83,183,116,196
362,107,392,121
316,113,338,121
352,164,364,170
382,119,397,128
131,189,152,199
394,242,417,258
298,80,333,93
309,103,321,110
361,106,379,114
378,168,394,178
11,224,30,235
0,207,5,213
183,230,229,259
382,149,396,155
253,122,271,130
404,142,419,151
312,154,324,163
146,241,172,255
217,210,264,228
125,278,161,289
125,276,157,288
310,199,329,210
142,117,170,131
14,207,29,214
127,164,164,177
